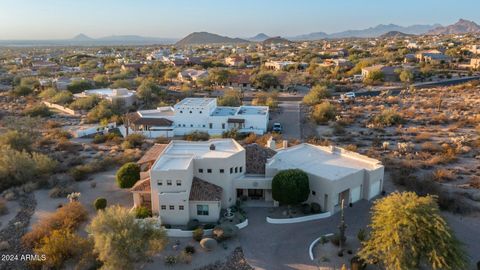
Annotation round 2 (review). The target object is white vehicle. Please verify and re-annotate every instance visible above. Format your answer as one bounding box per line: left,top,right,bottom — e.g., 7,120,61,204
341,92,356,100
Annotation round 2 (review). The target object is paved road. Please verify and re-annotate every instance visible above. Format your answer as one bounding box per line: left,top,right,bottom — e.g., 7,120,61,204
269,101,301,140
239,201,372,270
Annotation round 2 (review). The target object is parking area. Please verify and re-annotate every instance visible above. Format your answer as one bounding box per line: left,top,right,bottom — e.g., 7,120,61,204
269,101,301,139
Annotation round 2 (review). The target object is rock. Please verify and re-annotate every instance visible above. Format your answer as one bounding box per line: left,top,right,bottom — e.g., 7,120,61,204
0,241,10,251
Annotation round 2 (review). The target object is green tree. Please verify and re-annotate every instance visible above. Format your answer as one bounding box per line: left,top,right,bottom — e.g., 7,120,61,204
136,79,157,105
311,102,337,124
116,162,140,188
251,72,279,89
12,85,33,96
88,205,167,270
67,80,94,93
398,69,414,85
272,169,310,205
86,100,113,123
208,68,230,85
303,85,331,106
51,90,73,105
364,70,384,85
218,89,242,106
358,192,468,270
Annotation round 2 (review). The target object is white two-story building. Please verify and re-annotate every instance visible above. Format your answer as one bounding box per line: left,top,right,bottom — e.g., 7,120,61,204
120,98,269,138
130,139,384,226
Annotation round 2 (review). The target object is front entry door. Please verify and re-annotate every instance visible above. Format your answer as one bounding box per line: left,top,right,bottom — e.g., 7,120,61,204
248,189,263,200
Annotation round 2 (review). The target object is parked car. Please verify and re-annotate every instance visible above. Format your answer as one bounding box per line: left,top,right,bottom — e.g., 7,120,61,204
272,122,283,133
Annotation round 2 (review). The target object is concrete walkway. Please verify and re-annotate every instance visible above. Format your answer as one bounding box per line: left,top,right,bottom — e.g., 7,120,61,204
239,201,372,270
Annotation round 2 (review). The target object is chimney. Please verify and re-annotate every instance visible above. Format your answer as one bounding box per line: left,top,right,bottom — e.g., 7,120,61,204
282,140,288,149
267,136,276,150
209,144,216,151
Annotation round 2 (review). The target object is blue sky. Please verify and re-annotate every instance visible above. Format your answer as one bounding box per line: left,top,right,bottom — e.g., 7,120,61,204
0,0,479,39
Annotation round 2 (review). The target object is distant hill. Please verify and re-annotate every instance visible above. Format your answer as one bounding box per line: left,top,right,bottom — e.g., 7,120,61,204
262,36,291,44
175,32,249,46
290,23,440,40
379,31,415,38
426,19,480,35
249,33,270,42
72,33,94,41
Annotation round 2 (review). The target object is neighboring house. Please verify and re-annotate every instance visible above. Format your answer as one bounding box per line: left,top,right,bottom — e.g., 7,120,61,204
74,88,136,108
470,58,480,69
31,61,59,71
225,56,248,67
466,45,480,55
227,74,252,90
120,97,269,138
321,58,353,68
264,61,306,71
177,69,208,82
361,65,398,81
415,50,451,65
130,139,384,225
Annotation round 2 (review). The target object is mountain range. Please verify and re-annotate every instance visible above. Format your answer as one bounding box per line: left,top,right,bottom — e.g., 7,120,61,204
1,19,479,46
426,19,480,35
289,23,441,40
175,32,249,46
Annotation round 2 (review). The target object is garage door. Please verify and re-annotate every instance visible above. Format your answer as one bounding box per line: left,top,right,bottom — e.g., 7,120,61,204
351,186,361,203
369,180,381,199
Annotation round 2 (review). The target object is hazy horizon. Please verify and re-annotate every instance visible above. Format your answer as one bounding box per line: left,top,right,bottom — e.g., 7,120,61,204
1,0,480,40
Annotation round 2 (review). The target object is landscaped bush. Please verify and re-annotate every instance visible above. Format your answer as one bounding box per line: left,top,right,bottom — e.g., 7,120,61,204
184,245,195,254
133,206,151,219
179,250,192,264
301,203,311,214
330,233,346,247
310,202,321,213
22,202,88,248
193,228,204,241
357,228,368,242
186,219,200,230
212,224,238,242
272,169,310,206
200,238,217,251
48,186,74,198
184,131,210,141
94,197,107,210
164,255,177,265
116,162,140,188
203,223,215,230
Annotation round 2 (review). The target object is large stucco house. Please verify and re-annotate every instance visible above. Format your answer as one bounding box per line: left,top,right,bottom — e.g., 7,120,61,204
120,98,269,138
131,139,384,226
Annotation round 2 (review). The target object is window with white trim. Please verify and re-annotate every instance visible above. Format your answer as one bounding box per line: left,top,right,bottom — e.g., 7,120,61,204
197,205,209,216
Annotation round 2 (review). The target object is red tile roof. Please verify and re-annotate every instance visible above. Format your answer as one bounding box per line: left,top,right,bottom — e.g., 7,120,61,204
189,177,223,201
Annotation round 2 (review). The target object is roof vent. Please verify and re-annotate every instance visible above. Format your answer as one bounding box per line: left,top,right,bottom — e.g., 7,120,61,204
209,144,216,151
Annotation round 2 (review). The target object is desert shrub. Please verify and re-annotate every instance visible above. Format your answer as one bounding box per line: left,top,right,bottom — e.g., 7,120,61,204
193,228,204,241
133,206,151,219
184,131,210,141
371,109,404,127
310,202,321,213
124,134,145,148
24,104,52,117
22,202,88,248
421,142,442,153
184,245,195,254
303,85,331,106
0,199,8,216
185,219,200,230
432,169,455,182
311,102,337,124
0,130,33,151
94,197,107,210
200,238,217,251
32,229,92,269
344,144,358,152
12,85,33,96
49,186,74,198
212,224,238,242
116,162,140,188
469,177,480,189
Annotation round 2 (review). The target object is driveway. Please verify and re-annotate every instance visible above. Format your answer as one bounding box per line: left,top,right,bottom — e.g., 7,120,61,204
270,101,301,140
239,201,372,270
239,199,480,270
